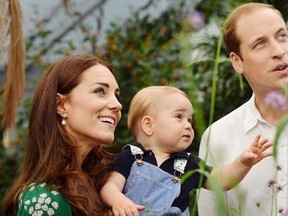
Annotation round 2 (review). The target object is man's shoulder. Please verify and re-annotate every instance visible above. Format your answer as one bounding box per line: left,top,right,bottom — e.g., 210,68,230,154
201,99,251,140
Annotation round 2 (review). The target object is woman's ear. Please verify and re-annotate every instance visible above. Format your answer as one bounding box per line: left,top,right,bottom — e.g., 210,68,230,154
230,52,244,75
141,115,154,136
56,93,68,117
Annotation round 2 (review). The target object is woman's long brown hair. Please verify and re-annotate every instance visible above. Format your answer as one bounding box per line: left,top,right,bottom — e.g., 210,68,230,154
3,55,117,215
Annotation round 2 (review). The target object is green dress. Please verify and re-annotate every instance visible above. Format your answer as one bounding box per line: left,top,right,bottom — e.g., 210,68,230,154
17,183,72,216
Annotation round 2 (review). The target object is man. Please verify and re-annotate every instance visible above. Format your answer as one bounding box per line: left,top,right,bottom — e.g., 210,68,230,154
198,3,288,216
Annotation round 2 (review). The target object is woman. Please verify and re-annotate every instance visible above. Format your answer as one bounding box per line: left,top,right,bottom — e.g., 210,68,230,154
3,55,122,215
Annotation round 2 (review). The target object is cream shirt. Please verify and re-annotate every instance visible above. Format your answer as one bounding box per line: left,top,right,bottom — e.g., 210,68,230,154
198,95,288,216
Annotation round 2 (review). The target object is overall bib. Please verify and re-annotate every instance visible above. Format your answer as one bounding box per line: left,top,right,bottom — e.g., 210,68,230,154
123,145,190,216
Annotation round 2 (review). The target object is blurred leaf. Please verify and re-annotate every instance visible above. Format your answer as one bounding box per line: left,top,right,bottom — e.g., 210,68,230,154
273,115,288,158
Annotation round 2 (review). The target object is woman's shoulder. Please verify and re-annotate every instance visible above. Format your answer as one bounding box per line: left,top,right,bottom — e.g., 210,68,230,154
17,182,72,216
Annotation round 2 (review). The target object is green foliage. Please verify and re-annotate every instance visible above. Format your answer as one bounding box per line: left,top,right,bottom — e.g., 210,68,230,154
98,0,193,150
99,0,252,152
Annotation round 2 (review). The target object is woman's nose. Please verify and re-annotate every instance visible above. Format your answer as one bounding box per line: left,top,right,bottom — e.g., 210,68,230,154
108,96,122,111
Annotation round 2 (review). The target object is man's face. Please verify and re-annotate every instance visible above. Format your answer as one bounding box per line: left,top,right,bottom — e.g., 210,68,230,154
231,8,288,97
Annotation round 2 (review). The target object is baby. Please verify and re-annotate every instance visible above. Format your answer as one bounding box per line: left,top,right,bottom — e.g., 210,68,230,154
100,86,272,216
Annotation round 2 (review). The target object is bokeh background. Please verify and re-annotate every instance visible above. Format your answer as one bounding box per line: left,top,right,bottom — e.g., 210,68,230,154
1,0,287,214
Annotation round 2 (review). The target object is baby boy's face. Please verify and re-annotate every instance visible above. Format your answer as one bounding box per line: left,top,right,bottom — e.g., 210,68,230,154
150,92,194,153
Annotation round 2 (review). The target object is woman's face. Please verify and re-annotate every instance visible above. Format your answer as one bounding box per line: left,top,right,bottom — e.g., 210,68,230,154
63,64,122,148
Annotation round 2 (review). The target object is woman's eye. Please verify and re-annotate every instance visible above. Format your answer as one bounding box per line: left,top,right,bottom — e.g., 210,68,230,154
176,114,182,119
115,93,121,102
94,88,105,95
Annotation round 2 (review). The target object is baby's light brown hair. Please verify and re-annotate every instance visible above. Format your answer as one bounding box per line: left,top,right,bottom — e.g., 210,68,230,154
127,86,190,139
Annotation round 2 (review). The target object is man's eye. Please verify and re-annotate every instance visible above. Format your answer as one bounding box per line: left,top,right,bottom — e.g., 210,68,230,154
255,41,265,48
279,33,288,39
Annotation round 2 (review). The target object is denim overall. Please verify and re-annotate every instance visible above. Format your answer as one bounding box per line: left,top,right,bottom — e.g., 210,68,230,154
123,145,190,216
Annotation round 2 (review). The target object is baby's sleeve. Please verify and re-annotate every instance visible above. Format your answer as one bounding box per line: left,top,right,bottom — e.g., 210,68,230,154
114,145,135,179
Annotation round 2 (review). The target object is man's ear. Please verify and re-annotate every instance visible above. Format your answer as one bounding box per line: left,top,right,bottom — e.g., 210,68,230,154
56,93,68,117
141,115,154,136
230,52,244,75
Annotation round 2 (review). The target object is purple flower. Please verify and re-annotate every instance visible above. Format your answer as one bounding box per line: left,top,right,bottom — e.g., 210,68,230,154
283,209,288,216
183,11,204,30
265,91,288,112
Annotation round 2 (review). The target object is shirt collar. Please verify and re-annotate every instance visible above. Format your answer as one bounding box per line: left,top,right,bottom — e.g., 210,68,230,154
243,94,268,134
134,143,190,159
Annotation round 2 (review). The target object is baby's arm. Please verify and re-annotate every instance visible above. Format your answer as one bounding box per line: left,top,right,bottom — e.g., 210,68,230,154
100,171,145,216
204,134,272,190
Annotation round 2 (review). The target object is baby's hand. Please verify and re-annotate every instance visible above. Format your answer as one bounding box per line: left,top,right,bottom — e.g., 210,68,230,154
111,194,145,216
239,134,272,167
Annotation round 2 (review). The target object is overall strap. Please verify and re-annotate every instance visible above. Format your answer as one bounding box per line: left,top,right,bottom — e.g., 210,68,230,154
173,153,190,183
125,144,144,166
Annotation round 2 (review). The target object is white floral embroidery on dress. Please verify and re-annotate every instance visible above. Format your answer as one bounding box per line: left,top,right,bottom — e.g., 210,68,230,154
42,204,49,211
45,197,51,204
35,203,41,210
47,208,55,215
25,200,31,205
32,210,44,216
29,186,35,191
40,193,47,198
29,206,34,214
51,191,59,195
38,197,44,204
51,202,59,209
20,184,62,215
